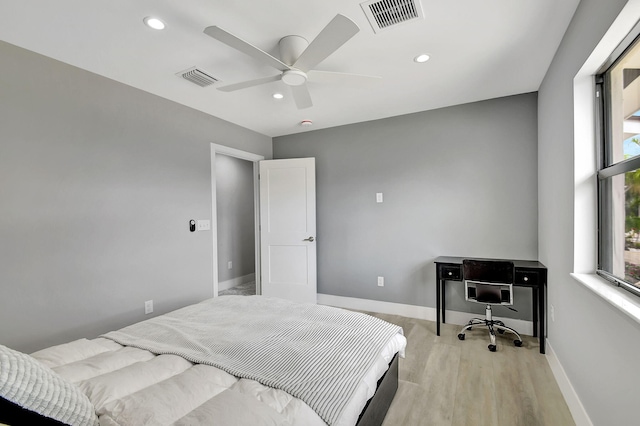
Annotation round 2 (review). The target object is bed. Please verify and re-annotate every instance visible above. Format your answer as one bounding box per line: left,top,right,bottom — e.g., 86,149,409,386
0,296,406,426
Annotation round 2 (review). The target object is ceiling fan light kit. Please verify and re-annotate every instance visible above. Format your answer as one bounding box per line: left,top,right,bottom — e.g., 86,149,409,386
203,13,379,110
281,70,307,86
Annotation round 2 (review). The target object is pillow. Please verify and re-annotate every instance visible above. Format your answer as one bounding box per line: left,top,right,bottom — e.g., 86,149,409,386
0,344,98,426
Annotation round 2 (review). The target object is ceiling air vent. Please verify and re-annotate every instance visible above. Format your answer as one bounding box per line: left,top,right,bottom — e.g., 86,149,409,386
177,67,219,87
360,0,424,33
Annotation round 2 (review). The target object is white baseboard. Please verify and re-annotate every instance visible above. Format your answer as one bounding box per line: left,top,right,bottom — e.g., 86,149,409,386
545,340,593,426
317,293,534,335
219,273,255,291
317,293,434,320
317,293,591,426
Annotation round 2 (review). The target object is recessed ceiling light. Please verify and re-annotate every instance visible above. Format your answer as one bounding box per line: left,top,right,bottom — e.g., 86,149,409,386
300,120,313,127
273,93,284,100
143,17,165,30
414,54,430,63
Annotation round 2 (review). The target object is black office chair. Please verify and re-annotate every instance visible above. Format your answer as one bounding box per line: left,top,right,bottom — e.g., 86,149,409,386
457,259,523,352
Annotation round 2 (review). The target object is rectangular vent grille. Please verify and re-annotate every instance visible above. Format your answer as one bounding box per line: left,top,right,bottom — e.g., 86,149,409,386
177,67,218,87
361,0,424,33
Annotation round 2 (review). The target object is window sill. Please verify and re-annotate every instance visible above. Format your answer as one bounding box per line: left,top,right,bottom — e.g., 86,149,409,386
571,273,640,325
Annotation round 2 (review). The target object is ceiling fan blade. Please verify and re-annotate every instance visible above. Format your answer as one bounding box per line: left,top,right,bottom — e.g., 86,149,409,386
293,14,360,72
307,70,382,83
290,85,313,109
204,26,290,72
217,75,282,92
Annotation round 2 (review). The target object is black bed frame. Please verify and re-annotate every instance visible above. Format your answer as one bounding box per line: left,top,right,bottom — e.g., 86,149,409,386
356,352,399,426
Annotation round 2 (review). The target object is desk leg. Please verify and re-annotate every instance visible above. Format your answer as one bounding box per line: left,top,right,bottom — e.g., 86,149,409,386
436,278,441,336
532,287,538,338
441,280,446,325
539,283,546,354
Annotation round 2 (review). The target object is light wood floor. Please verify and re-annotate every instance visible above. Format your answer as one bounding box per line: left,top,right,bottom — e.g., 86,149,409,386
365,312,575,426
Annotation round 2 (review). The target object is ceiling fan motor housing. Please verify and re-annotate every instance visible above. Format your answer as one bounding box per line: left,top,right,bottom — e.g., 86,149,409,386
279,35,309,66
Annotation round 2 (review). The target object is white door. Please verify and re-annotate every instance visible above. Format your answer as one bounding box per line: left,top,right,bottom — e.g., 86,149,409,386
259,158,316,303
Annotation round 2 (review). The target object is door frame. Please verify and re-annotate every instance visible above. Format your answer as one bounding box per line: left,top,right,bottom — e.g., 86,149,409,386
210,143,264,297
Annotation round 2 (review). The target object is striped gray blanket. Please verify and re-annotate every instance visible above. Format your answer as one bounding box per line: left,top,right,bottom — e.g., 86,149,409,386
102,296,402,426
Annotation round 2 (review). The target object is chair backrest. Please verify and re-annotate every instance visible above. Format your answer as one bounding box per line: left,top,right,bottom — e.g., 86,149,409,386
462,259,514,284
463,259,515,305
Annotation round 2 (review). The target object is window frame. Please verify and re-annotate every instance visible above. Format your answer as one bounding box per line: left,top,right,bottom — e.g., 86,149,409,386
596,23,640,299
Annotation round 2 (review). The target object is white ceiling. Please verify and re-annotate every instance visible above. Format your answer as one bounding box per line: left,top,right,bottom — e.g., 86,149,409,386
0,0,580,137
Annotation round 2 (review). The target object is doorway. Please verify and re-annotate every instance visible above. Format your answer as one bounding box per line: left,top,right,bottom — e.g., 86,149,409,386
210,144,264,297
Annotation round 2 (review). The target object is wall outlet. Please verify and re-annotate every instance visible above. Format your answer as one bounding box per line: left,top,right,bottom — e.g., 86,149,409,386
550,304,555,322
145,300,153,315
228,261,233,269
377,276,384,287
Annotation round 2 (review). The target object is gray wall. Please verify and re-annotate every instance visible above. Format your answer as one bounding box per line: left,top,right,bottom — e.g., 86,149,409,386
538,0,640,424
274,93,539,320
0,41,271,353
215,154,255,283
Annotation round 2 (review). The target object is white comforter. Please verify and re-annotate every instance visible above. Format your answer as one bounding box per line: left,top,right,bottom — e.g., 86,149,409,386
33,337,327,425
30,297,406,426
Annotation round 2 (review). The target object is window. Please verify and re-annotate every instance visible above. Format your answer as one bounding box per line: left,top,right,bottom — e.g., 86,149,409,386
598,31,640,298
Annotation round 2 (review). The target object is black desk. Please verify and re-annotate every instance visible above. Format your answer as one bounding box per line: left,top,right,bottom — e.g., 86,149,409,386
434,256,547,354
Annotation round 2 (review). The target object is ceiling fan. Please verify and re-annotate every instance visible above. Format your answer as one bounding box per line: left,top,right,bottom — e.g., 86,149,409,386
203,14,380,109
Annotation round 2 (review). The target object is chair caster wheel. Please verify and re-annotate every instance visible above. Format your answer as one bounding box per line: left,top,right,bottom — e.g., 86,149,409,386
488,344,497,352
497,329,505,334
458,333,465,340
514,340,523,347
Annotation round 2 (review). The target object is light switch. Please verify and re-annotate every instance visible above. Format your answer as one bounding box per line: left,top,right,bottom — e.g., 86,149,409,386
376,193,383,203
197,219,211,231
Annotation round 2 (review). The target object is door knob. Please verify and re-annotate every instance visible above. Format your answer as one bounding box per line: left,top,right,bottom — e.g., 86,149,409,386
303,236,315,242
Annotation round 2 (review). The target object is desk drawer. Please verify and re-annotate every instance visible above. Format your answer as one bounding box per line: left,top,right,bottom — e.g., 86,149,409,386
515,270,540,286
439,265,462,280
